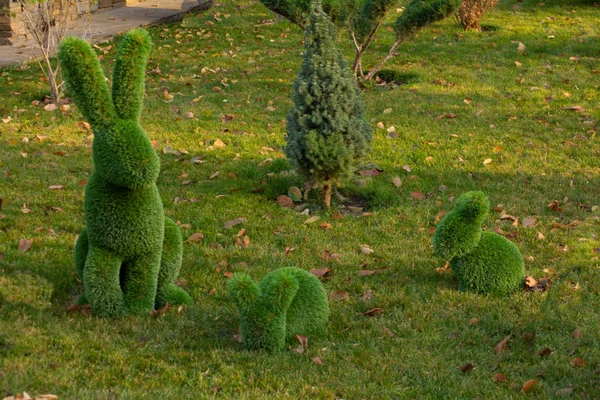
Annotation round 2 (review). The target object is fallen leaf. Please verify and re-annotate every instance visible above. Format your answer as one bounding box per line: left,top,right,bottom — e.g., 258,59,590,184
537,232,545,240
383,326,395,338
213,139,226,149
561,106,585,112
383,108,393,114
571,357,586,367
18,238,33,252
495,335,511,354
358,270,376,277
360,246,374,255
258,158,273,167
304,216,320,224
410,192,425,200
547,200,562,212
221,114,234,123
494,373,508,383
276,195,294,208
311,357,324,365
522,379,537,393
359,168,384,177
469,317,479,325
150,302,170,317
265,106,276,112
44,103,58,111
21,203,31,213
518,42,526,51
392,177,402,187
208,171,220,180
330,290,349,301
537,347,553,357
522,217,536,228
223,217,246,229
402,165,412,172
187,232,204,242
363,308,384,317
293,334,308,354
319,223,332,230
362,289,373,301
235,235,251,248
555,387,574,396
48,185,64,190
233,333,243,343
459,363,474,373
572,328,581,339
310,268,332,279
483,158,492,165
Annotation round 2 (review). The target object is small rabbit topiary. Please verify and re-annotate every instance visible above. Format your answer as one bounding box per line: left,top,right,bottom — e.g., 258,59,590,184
433,191,524,295
59,29,192,317
227,267,330,352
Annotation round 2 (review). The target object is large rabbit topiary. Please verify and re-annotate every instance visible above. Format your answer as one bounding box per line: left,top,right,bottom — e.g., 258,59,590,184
59,29,192,317
227,267,330,352
433,191,524,295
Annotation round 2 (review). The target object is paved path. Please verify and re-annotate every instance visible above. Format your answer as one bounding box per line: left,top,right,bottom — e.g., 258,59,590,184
0,0,211,69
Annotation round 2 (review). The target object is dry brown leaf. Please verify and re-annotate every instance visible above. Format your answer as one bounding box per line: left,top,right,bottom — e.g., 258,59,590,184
187,232,204,242
459,363,474,373
360,246,374,255
561,105,585,112
330,290,349,301
469,317,479,325
362,289,373,301
522,217,536,228
359,168,384,177
208,171,220,180
304,216,320,224
293,334,308,354
358,270,376,277
223,217,246,229
363,308,384,317
494,373,508,383
319,223,332,230
410,192,425,200
571,357,586,367
522,379,537,393
276,195,294,208
258,158,272,167
150,302,170,317
18,238,33,252
311,357,324,365
402,165,412,172
48,185,64,190
495,335,511,354
555,387,574,396
310,268,332,279
572,328,581,339
392,177,402,187
383,326,395,338
537,347,552,357
547,200,562,212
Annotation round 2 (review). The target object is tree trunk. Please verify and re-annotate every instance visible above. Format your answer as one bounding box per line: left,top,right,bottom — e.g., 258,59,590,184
323,181,332,209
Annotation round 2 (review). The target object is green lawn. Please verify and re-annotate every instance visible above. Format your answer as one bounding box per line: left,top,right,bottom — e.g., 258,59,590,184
1,0,600,398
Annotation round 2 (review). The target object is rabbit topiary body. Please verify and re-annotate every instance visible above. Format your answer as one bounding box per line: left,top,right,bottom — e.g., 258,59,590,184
59,29,191,317
433,191,524,295
227,267,330,352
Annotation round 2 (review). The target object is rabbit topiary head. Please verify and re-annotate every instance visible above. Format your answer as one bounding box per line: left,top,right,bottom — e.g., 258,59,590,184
58,29,159,190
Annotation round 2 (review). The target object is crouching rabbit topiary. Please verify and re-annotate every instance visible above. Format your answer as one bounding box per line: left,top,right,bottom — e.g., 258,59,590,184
59,29,192,317
227,267,330,352
433,191,524,295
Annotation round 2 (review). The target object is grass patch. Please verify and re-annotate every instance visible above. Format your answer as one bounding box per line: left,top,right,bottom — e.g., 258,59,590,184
1,0,600,397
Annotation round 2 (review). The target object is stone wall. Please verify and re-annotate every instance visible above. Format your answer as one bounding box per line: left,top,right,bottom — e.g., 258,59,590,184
0,0,127,45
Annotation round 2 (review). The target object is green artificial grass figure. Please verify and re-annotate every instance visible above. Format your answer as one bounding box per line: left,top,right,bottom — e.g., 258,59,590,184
227,267,330,352
58,29,192,317
433,191,524,295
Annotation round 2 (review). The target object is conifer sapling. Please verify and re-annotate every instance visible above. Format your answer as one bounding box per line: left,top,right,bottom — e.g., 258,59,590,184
285,0,372,208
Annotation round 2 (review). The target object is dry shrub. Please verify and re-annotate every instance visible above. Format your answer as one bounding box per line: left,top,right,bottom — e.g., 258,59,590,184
458,0,498,31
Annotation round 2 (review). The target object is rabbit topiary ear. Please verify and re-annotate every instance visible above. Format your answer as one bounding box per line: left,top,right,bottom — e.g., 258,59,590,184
111,28,152,120
58,36,115,127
